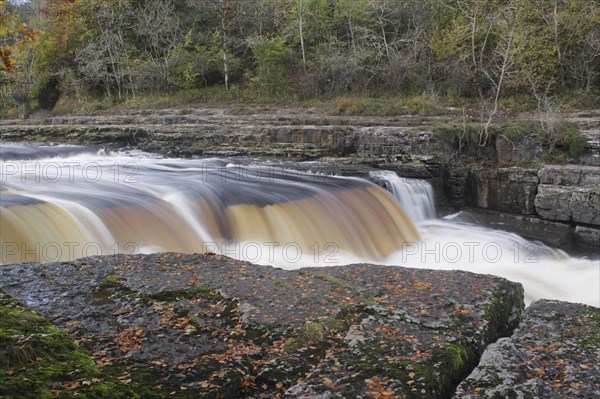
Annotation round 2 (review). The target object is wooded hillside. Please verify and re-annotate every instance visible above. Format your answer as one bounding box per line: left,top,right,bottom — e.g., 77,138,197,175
1,0,598,115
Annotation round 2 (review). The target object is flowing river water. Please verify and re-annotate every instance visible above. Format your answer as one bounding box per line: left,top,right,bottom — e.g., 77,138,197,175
1,143,598,306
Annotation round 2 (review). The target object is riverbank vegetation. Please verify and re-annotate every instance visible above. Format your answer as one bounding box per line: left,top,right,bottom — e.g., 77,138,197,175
1,0,598,120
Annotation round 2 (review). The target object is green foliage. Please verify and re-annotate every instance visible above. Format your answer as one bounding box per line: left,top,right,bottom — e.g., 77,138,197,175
169,30,224,89
535,121,587,160
2,0,597,115
556,124,587,158
0,0,36,73
35,75,61,109
500,120,541,141
252,37,292,90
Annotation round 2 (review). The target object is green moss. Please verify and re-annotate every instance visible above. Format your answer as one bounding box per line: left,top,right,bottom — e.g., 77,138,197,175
270,277,293,290
98,274,125,289
483,282,525,341
0,289,137,399
311,272,356,291
344,339,466,399
432,342,477,387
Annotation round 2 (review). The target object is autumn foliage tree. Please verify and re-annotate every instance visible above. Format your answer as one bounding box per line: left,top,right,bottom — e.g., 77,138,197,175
1,0,597,115
1,0,37,112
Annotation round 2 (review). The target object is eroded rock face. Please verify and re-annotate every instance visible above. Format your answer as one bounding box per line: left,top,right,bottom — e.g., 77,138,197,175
468,168,539,215
453,300,600,399
539,165,600,187
495,135,543,163
574,226,600,247
0,253,524,399
535,165,600,226
443,165,469,207
535,186,600,225
0,110,440,159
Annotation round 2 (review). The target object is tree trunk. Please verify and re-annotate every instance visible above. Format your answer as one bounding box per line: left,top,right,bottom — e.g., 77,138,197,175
299,0,306,73
222,15,229,91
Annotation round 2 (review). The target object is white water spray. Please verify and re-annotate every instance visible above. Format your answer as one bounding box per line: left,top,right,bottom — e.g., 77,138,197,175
370,171,436,223
374,170,599,307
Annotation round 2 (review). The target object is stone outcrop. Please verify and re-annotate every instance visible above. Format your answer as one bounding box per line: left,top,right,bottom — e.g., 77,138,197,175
535,165,600,226
574,226,600,247
437,163,600,248
538,165,600,187
0,253,524,399
0,109,441,159
534,185,600,225
468,167,539,215
495,134,543,163
454,300,600,399
354,126,434,158
442,164,469,207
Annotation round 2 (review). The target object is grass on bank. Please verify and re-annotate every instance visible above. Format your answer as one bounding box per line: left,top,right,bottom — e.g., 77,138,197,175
3,84,598,119
1,85,594,163
432,118,588,161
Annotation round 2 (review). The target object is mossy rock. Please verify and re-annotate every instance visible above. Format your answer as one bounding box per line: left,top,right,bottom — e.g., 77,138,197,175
0,289,136,399
453,300,600,399
1,254,527,399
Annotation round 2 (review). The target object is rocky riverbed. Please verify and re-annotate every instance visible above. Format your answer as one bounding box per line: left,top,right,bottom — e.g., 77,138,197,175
0,254,598,398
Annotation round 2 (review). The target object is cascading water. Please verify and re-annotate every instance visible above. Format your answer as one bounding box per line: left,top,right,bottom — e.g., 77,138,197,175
0,143,418,265
1,143,598,307
369,171,436,223
374,170,599,307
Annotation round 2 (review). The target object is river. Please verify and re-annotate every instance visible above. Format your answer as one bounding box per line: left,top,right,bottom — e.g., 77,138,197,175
1,142,598,306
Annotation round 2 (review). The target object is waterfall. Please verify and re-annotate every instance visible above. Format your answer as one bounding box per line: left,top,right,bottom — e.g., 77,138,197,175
1,143,598,307
0,144,419,264
369,171,436,223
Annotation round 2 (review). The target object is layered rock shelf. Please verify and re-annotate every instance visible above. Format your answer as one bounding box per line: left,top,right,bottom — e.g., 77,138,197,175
1,254,598,398
465,165,600,248
1,253,524,398
454,300,600,399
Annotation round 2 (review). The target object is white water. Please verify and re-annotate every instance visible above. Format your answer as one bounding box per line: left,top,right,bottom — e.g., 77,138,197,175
1,144,598,307
373,171,599,307
369,170,436,223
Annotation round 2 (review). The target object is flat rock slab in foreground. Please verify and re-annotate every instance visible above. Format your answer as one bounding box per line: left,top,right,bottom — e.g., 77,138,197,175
0,253,523,398
454,300,600,399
